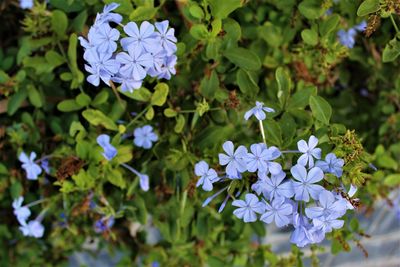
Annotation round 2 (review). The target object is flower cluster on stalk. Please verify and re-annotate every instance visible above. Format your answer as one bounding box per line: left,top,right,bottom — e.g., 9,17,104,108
79,3,177,92
195,101,357,247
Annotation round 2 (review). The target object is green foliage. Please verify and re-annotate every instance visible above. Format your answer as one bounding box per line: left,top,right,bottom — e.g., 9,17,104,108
1,0,399,266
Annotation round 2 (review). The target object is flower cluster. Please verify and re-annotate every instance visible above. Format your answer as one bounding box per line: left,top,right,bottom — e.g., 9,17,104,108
195,101,357,247
13,197,45,238
337,21,366,48
79,3,177,92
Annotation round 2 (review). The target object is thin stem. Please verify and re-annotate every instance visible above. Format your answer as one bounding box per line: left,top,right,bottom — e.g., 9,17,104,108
390,14,400,33
281,150,300,154
121,163,141,177
179,107,221,113
25,198,49,208
109,81,124,108
125,105,151,129
259,120,266,145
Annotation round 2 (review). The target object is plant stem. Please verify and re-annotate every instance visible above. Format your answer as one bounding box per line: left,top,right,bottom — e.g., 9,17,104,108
390,15,400,33
179,107,221,113
125,105,151,129
259,120,266,144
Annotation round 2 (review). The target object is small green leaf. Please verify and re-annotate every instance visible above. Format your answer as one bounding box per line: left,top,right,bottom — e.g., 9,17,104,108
151,83,169,106
51,10,68,37
309,95,332,125
276,67,291,108
200,70,219,99
7,88,27,115
106,167,126,189
27,86,42,108
82,109,118,130
224,47,261,71
357,0,380,16
319,14,340,36
208,0,242,19
129,6,158,21
175,115,185,133
76,93,91,106
92,89,109,106
145,106,155,120
189,4,204,19
190,24,209,40
57,99,82,112
120,87,152,102
301,29,318,46
298,0,323,19
265,120,282,146
236,69,259,97
288,86,317,110
382,38,400,62
384,174,400,186
164,108,177,117
45,50,66,68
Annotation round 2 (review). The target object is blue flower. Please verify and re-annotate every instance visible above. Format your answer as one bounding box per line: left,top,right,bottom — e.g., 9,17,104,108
94,216,115,233
261,145,282,175
19,152,42,180
116,46,154,80
305,190,347,219
84,50,120,86
19,0,33,9
311,214,344,235
232,193,265,223
94,3,123,25
297,135,321,167
121,21,158,53
337,29,357,48
194,161,219,191
19,220,45,238
244,101,275,121
290,213,312,247
97,134,118,161
111,74,142,93
154,20,177,55
150,55,177,80
260,196,293,227
218,141,248,178
290,164,324,202
90,23,120,54
315,153,344,177
262,171,294,201
133,125,158,149
139,173,149,192
245,143,269,173
354,21,367,32
41,159,50,174
12,197,31,225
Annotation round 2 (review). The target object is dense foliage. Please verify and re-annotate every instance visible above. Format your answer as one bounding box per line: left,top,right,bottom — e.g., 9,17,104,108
1,0,399,266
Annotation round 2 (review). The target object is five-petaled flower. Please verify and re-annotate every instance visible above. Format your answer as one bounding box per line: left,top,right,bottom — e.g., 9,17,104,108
121,21,158,53
194,161,219,191
244,101,275,121
19,152,42,180
232,193,265,223
218,141,247,178
297,135,321,167
262,171,294,201
260,196,293,227
290,164,324,202
20,220,45,238
315,153,344,178
13,197,31,225
134,125,158,149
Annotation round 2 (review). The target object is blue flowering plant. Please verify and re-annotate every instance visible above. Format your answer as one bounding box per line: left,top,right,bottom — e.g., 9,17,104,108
196,101,361,247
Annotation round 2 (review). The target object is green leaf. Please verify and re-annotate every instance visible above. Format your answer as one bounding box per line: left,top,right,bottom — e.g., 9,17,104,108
236,69,259,97
72,169,95,190
174,115,185,133
151,83,169,106
7,88,27,115
288,86,317,110
51,10,68,37
190,24,209,40
0,70,9,83
357,0,380,16
120,87,151,102
259,23,282,47
382,38,400,62
298,0,323,19
106,167,126,189
57,99,82,112
301,29,318,46
71,10,88,32
145,106,154,120
82,109,118,130
224,47,261,71
114,146,133,164
265,120,282,146
27,86,42,108
92,89,109,106
207,0,242,19
129,6,158,21
45,50,66,68
384,174,400,186
189,4,204,19
164,108,177,117
200,70,219,99
276,67,291,108
309,95,332,125
319,14,340,36
76,93,91,106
